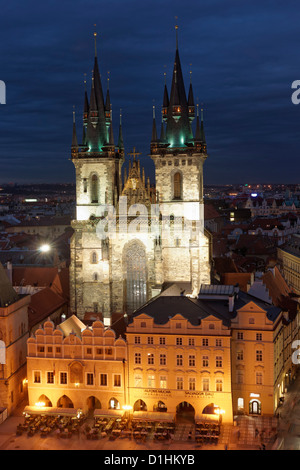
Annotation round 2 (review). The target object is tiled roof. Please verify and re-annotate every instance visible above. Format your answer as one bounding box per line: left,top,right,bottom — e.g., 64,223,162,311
28,287,67,329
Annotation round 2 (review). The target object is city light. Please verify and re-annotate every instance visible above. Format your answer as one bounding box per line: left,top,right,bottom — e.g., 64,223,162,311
39,244,51,253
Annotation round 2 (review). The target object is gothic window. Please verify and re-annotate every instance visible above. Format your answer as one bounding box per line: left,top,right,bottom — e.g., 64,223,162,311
124,242,147,314
91,252,98,264
91,174,99,203
173,171,182,199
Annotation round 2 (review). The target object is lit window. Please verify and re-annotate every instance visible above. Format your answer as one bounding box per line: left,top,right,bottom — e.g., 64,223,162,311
135,353,141,364
189,377,196,390
216,379,223,392
86,373,94,385
176,354,183,366
60,372,67,385
114,375,121,387
148,353,154,365
160,354,166,366
216,356,223,368
189,355,195,367
176,377,183,390
34,371,41,383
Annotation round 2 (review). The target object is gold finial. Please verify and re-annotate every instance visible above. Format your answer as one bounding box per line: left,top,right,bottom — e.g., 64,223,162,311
93,24,97,57
73,105,76,123
189,63,192,83
175,17,179,49
107,71,110,89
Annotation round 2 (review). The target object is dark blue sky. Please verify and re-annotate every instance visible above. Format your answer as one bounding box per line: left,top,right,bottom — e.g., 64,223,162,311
0,0,299,185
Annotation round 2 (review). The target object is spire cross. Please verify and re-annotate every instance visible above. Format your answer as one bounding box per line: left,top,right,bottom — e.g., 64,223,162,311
128,147,141,160
107,71,110,89
120,108,122,125
73,105,76,123
175,18,179,49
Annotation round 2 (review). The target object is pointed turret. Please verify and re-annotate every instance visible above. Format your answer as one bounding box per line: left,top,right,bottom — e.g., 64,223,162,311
71,108,78,151
118,109,124,150
151,105,158,143
105,72,111,128
163,25,193,148
200,106,206,144
194,104,201,142
188,69,195,122
160,114,166,143
83,74,89,127
85,30,109,152
162,73,169,122
109,110,114,146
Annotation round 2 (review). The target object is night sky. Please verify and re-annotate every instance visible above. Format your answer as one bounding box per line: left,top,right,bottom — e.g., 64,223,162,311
0,0,299,185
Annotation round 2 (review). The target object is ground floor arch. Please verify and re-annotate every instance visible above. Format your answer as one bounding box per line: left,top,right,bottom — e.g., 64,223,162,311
153,400,167,412
133,399,147,412
87,396,101,411
57,395,74,408
109,397,120,410
176,402,195,423
37,394,52,407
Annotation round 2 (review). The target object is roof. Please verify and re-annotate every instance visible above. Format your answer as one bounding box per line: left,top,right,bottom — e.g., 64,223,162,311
129,285,282,327
12,266,58,287
28,287,67,329
222,272,252,292
58,314,86,338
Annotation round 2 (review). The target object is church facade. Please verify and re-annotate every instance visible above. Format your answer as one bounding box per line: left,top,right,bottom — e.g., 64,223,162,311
70,31,211,323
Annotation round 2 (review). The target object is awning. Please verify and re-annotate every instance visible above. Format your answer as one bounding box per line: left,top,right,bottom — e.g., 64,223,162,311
132,411,174,421
23,406,78,416
195,413,219,423
94,408,124,417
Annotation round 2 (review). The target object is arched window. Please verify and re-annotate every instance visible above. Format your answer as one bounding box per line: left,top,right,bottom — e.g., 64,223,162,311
91,252,97,264
91,174,99,203
173,172,182,199
93,273,98,281
124,242,147,314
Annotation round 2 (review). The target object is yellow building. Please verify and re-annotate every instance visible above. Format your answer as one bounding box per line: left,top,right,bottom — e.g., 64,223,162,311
0,263,30,415
27,315,127,414
278,235,300,295
26,283,299,424
126,284,287,423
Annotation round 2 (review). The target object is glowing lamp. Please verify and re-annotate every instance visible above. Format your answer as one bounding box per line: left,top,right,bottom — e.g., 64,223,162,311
40,244,50,253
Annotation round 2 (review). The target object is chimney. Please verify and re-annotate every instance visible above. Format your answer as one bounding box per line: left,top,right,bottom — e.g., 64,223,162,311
229,294,234,312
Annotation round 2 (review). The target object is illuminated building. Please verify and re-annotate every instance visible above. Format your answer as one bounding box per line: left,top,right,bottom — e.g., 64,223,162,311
69,27,211,324
27,316,127,413
0,263,30,414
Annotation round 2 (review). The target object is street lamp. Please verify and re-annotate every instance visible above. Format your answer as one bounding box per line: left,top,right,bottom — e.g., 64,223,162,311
39,244,51,253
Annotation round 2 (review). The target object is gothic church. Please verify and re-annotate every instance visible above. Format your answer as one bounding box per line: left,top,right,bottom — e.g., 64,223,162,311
70,30,211,323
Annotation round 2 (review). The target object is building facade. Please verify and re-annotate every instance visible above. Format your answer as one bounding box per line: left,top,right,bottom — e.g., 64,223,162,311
27,316,127,413
69,30,211,323
0,263,30,415
277,234,300,295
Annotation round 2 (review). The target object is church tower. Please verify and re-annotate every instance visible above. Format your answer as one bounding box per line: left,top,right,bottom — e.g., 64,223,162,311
70,31,124,321
70,28,211,324
150,25,211,294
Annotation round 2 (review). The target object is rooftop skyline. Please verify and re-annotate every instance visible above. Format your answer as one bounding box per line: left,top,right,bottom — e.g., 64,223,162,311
0,0,299,184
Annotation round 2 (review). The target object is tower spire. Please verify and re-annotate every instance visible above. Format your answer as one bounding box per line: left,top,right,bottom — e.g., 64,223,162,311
118,108,124,150
94,25,97,57
72,106,78,149
151,105,158,142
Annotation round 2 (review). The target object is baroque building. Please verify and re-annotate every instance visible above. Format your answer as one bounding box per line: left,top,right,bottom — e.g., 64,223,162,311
70,30,211,323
